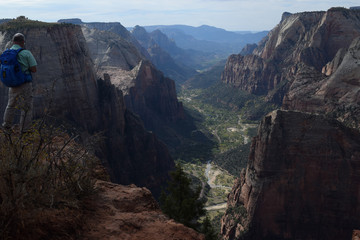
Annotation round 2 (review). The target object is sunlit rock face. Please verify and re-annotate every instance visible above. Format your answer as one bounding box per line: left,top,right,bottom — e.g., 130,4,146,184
282,36,360,128
221,110,360,240
222,8,360,112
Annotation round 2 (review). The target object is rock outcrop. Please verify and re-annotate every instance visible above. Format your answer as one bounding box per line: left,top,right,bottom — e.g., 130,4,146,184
97,75,174,197
82,25,185,141
81,180,205,240
221,110,360,240
222,8,360,108
239,43,257,56
82,26,145,72
283,36,360,128
118,60,185,128
0,20,174,196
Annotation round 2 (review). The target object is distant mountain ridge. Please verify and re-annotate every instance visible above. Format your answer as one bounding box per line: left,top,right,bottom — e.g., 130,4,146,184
132,24,268,59
141,24,268,43
131,25,197,83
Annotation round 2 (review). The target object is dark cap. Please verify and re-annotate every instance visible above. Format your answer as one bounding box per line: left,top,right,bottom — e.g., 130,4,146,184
12,33,25,42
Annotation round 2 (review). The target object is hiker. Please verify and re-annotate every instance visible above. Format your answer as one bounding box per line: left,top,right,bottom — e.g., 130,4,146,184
1,33,37,133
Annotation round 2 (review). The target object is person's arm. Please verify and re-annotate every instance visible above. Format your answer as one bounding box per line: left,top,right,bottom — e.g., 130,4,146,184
29,66,37,73
25,50,37,73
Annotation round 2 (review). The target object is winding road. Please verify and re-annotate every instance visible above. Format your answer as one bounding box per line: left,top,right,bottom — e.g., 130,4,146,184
201,160,230,211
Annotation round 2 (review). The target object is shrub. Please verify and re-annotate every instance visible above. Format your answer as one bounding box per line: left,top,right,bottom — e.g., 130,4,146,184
0,121,98,239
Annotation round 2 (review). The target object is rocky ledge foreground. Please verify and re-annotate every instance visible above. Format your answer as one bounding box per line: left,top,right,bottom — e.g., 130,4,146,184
81,181,205,240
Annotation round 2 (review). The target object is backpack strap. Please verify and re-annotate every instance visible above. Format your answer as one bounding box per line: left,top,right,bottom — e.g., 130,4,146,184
15,48,24,55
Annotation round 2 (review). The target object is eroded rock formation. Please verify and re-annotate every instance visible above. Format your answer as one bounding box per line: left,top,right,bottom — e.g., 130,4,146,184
221,110,360,240
82,25,185,134
283,36,360,128
222,8,360,111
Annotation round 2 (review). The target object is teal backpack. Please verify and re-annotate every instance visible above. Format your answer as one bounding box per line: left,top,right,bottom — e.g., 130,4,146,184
0,48,32,87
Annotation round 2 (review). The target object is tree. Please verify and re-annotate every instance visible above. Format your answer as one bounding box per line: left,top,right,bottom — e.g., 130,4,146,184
160,163,205,228
202,215,218,240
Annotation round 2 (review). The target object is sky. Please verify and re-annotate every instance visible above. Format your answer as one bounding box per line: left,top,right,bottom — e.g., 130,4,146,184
0,0,359,31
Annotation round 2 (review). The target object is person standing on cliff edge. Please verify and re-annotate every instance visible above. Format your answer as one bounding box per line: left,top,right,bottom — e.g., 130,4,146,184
2,33,37,133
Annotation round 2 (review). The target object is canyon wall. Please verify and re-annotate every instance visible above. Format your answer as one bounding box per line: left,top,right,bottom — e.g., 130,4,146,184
221,110,360,240
221,8,360,117
0,20,173,196
82,25,185,137
221,7,360,240
282,36,360,128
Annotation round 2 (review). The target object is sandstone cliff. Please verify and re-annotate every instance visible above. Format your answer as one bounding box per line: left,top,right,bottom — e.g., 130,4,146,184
222,8,360,109
221,7,360,240
0,19,174,196
96,75,174,197
282,36,360,128
119,60,185,127
81,25,185,144
82,26,145,72
59,19,152,60
221,110,360,240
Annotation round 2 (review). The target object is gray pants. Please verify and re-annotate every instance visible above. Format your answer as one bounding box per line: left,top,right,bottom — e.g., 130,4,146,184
3,82,33,132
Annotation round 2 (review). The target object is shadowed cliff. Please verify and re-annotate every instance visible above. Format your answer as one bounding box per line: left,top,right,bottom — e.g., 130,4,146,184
221,110,360,240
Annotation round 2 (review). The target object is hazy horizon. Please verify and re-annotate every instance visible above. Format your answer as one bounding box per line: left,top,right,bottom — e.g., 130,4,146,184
1,0,359,31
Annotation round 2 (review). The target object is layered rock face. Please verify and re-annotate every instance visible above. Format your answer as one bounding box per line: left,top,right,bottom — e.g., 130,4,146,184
0,24,101,132
221,110,360,240
0,21,174,196
82,26,145,72
221,8,360,240
222,8,360,108
118,60,185,129
283,36,360,128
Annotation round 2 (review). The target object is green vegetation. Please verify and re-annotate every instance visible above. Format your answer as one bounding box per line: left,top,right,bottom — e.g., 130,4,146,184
201,215,218,240
175,73,278,238
195,81,278,121
160,164,205,226
0,16,60,32
182,60,226,89
178,85,265,155
181,161,207,182
213,143,251,176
